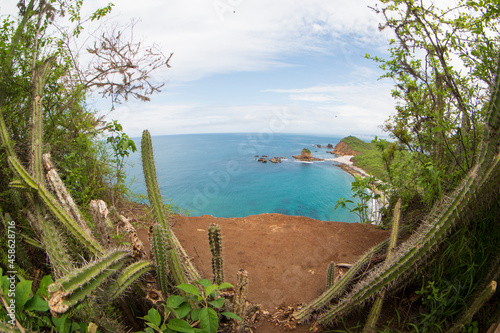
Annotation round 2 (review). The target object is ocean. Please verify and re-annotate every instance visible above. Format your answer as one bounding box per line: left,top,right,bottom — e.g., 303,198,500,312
125,133,361,222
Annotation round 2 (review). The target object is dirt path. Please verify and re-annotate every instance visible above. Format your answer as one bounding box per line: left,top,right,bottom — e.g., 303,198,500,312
160,213,389,331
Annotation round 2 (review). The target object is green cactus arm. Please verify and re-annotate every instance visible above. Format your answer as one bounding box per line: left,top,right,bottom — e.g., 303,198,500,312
29,58,53,184
53,249,131,293
0,107,15,158
27,210,73,277
448,281,497,333
294,238,390,322
363,199,402,333
141,130,169,229
151,224,172,297
48,249,131,314
317,156,500,324
151,225,189,294
142,130,201,282
326,262,337,289
209,224,224,284
8,156,104,256
60,260,127,311
108,260,153,300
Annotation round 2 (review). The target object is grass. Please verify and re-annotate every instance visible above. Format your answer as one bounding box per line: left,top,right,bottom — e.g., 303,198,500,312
339,136,387,180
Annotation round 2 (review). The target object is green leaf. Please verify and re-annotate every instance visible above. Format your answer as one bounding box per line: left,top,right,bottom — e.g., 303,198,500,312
167,318,195,333
52,313,69,333
208,297,225,309
24,295,49,312
167,295,186,309
204,284,218,297
218,282,233,290
190,308,201,321
199,307,218,333
177,283,200,296
175,302,192,319
36,275,53,299
222,312,242,321
197,279,212,288
145,308,162,327
15,279,32,310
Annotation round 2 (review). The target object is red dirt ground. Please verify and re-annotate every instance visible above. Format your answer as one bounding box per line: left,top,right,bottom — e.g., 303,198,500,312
151,213,390,332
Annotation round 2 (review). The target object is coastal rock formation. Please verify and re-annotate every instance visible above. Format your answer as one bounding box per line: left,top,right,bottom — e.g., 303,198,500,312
315,144,334,148
258,157,267,163
292,148,324,161
331,141,362,156
269,157,283,163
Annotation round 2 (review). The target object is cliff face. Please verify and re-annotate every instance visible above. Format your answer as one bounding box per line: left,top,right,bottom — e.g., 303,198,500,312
333,140,362,156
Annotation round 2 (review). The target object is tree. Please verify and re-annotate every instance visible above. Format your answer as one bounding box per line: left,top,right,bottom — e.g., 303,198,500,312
367,0,500,204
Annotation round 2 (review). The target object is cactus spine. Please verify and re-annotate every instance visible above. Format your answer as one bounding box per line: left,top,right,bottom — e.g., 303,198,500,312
326,261,337,289
448,281,497,333
151,224,187,296
363,198,401,333
233,269,249,320
294,238,390,322
141,130,200,282
108,260,153,300
48,249,131,314
208,223,224,284
8,156,104,256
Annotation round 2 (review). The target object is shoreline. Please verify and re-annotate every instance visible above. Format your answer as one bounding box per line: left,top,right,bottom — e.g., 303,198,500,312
329,154,387,225
329,155,370,178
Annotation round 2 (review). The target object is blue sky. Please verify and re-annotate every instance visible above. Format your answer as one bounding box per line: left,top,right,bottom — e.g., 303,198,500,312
1,0,397,138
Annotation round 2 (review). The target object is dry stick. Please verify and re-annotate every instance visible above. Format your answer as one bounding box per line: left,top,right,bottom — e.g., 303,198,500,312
43,153,93,237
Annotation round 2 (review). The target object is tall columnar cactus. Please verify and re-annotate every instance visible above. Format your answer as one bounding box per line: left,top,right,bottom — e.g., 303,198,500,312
29,59,52,183
448,281,497,333
363,198,401,333
48,249,131,314
141,130,168,229
312,54,500,326
8,156,104,256
141,130,201,282
326,261,337,289
151,224,187,296
208,223,224,284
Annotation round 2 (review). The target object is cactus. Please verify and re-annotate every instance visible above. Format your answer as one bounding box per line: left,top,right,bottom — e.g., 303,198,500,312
326,261,337,289
29,59,52,184
208,223,224,284
8,156,104,256
141,130,169,229
151,224,188,296
108,260,153,300
294,238,390,322
232,269,249,319
48,249,131,314
315,142,500,325
448,281,497,333
26,211,72,277
363,199,401,333
141,130,201,282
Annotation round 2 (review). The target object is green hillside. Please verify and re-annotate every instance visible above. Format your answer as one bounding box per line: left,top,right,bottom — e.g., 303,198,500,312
340,136,387,180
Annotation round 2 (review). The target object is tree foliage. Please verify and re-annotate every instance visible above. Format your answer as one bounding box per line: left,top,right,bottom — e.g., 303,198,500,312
368,0,500,204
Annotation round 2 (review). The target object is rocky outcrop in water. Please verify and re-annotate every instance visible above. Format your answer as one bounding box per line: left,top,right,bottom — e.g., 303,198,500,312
292,148,324,161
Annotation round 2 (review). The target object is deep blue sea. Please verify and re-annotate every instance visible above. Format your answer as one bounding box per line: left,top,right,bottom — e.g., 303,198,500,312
125,133,360,222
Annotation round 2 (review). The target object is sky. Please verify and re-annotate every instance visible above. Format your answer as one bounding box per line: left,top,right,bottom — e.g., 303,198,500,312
1,0,397,138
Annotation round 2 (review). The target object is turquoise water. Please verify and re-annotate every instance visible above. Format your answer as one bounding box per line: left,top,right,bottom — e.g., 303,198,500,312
125,133,359,222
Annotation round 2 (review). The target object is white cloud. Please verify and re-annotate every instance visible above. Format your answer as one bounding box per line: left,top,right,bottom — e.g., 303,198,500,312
83,0,388,82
